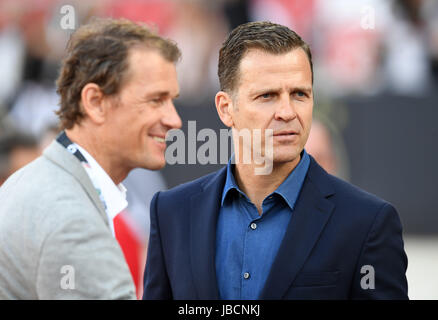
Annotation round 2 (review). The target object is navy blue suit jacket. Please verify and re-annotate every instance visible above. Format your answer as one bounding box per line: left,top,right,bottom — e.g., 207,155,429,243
143,157,408,299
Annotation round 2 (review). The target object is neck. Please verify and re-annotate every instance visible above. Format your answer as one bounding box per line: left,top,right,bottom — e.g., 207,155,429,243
234,155,301,215
65,126,129,184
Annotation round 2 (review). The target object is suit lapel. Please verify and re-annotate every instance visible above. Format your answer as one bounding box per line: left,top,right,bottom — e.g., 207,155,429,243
42,140,108,226
259,159,335,299
189,167,227,299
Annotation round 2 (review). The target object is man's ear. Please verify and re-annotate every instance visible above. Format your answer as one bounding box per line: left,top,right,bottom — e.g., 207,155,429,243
215,91,235,128
80,83,107,125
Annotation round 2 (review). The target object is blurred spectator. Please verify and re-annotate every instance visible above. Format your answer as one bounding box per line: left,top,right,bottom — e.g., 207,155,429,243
382,0,438,95
2,0,58,137
305,116,351,182
0,129,40,186
9,82,59,137
4,0,101,138
304,95,351,181
164,0,228,104
424,0,438,83
305,119,338,176
38,124,60,151
0,25,24,110
311,0,390,96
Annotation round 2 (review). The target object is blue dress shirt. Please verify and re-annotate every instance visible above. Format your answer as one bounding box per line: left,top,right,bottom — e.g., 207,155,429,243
215,150,310,300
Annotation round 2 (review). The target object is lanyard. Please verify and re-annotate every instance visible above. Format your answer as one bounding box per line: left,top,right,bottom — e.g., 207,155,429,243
56,131,88,164
56,131,108,212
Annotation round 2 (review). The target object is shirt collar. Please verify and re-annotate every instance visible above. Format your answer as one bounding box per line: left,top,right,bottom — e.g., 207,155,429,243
74,144,128,221
274,149,310,210
221,150,310,210
221,155,243,206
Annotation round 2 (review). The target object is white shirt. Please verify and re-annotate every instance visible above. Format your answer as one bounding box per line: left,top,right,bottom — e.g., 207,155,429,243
74,144,128,237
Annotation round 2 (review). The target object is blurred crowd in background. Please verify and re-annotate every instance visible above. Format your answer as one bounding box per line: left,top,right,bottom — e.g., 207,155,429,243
0,0,437,299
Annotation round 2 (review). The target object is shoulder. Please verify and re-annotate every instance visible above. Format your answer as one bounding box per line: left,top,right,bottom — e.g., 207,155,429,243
1,155,88,205
307,156,395,218
0,155,99,238
329,174,388,209
0,156,112,297
305,158,404,258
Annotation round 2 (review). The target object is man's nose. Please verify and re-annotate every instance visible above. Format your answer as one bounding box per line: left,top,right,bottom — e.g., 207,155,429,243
162,101,182,130
274,95,297,122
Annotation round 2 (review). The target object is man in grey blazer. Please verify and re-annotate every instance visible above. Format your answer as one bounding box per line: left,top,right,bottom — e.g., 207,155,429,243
0,18,182,299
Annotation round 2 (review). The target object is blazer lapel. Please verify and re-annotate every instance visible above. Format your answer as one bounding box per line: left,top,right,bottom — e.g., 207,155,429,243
42,140,108,226
259,158,335,299
189,167,227,299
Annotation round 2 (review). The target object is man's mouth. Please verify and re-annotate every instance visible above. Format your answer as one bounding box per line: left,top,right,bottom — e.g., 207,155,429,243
273,130,298,136
151,136,166,143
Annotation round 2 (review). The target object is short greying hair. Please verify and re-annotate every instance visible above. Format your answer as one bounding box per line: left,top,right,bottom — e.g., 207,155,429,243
218,21,313,93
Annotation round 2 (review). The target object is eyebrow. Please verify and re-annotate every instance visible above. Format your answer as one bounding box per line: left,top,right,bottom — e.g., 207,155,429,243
145,91,180,99
250,86,312,97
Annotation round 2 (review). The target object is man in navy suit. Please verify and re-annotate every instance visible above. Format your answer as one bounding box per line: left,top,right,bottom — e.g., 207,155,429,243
143,21,408,300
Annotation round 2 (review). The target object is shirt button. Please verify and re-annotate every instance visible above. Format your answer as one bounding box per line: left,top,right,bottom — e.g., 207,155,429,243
243,272,250,279
250,222,257,230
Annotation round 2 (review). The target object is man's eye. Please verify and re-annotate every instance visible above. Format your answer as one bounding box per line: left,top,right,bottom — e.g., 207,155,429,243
260,93,273,99
294,91,306,98
151,98,163,105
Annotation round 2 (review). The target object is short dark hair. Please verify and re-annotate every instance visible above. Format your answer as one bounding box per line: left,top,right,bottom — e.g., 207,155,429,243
0,131,37,179
56,18,181,130
218,21,313,93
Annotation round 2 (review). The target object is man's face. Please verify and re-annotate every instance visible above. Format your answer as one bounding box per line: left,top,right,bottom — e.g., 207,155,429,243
229,48,313,166
103,48,181,171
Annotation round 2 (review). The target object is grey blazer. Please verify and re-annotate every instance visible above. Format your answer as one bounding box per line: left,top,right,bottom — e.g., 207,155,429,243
0,140,136,299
